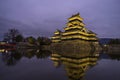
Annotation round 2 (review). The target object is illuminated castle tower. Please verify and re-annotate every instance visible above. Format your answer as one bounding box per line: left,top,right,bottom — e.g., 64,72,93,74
62,13,97,41
51,13,98,43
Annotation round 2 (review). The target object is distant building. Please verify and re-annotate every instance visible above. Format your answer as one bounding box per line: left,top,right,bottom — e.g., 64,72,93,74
51,13,98,43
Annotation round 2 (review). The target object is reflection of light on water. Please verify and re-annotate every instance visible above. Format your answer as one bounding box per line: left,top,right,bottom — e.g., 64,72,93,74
0,49,9,53
0,49,5,53
37,49,40,53
95,53,99,57
50,49,99,80
5,50,8,53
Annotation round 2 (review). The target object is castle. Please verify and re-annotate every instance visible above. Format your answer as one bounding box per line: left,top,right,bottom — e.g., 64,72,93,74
51,13,98,42
51,13,100,50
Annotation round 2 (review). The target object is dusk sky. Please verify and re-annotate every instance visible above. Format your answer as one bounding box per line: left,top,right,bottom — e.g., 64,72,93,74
0,0,120,40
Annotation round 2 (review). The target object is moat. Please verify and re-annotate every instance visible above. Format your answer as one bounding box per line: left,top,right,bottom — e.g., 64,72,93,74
0,49,120,80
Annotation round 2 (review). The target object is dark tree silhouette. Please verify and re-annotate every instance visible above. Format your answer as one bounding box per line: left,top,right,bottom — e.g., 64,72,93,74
27,36,36,44
15,34,24,42
109,39,120,44
37,36,51,45
3,28,23,43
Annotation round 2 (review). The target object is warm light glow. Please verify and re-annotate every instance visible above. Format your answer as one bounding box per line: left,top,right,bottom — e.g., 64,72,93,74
0,49,5,53
52,40,61,42
62,31,96,36
80,23,85,27
51,36,60,39
64,26,82,30
54,32,60,35
67,21,85,27
68,16,83,21
51,57,59,60
61,36,97,40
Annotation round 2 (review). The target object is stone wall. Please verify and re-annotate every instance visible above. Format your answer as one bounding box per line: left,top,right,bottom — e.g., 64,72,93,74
50,40,101,52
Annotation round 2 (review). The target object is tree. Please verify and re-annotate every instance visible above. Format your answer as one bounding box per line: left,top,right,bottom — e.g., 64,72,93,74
37,36,51,45
3,28,23,43
15,35,24,42
3,32,11,42
37,37,43,45
27,36,36,44
109,39,120,44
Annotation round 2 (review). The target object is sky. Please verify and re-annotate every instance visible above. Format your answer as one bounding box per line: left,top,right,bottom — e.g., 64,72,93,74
0,0,120,40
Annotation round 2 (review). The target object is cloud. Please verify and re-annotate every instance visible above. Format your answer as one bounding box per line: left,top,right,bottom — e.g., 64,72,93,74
0,0,120,39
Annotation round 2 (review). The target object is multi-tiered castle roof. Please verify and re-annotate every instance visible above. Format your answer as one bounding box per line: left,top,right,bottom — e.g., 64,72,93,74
51,13,98,43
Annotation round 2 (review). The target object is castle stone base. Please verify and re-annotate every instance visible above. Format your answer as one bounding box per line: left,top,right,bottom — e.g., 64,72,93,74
50,40,101,52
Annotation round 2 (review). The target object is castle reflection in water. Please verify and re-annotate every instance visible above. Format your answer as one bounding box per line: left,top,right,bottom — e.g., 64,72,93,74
51,49,99,80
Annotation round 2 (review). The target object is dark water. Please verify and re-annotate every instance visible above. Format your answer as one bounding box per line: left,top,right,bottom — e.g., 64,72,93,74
0,49,120,80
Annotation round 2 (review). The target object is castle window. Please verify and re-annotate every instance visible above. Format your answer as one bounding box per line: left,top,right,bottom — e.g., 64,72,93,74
74,24,78,26
69,25,72,27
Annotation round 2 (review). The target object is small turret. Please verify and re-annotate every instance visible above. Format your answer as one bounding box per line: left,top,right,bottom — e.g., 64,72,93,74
51,29,62,43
